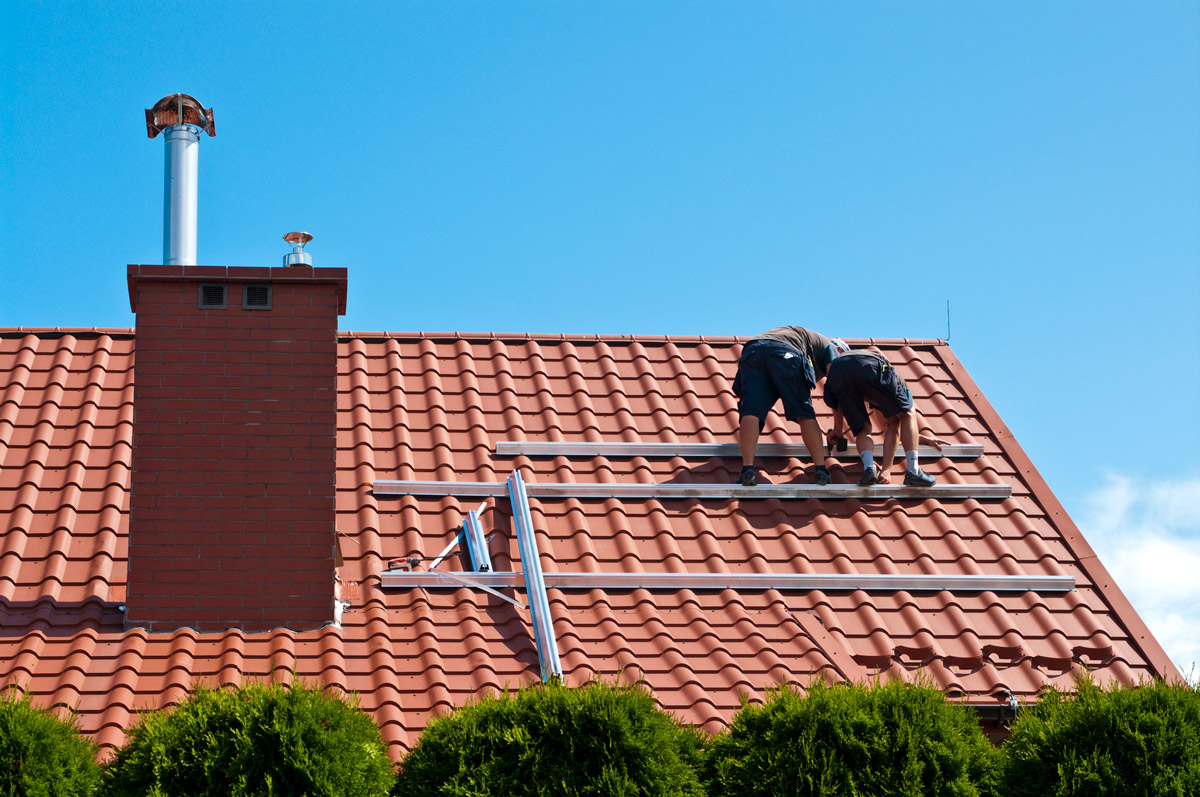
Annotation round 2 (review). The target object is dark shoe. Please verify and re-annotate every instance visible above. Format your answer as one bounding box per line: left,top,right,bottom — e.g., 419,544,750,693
903,467,936,487
858,464,879,486
814,466,831,486
737,466,757,487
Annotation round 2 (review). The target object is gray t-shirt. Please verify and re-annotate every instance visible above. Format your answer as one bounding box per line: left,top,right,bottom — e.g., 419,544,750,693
755,326,835,379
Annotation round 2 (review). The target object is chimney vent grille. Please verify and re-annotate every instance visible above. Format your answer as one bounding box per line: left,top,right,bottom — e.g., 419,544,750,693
198,284,227,309
243,284,273,310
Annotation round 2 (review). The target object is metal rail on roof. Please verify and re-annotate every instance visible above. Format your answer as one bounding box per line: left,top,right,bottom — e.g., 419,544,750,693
507,471,563,681
372,480,1012,500
426,569,526,609
495,441,984,460
376,481,506,497
426,529,466,571
463,503,492,572
381,570,1076,593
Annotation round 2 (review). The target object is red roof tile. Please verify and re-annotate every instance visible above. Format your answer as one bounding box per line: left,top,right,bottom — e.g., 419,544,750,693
0,328,1179,759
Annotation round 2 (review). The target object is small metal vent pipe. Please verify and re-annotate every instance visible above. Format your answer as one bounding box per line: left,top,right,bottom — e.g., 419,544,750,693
145,95,215,266
283,231,314,266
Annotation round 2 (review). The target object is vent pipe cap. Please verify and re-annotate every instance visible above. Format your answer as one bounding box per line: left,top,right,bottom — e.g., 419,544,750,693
283,231,314,267
146,94,215,138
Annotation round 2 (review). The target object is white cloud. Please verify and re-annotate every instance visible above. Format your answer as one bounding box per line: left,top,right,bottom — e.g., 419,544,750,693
1078,474,1200,681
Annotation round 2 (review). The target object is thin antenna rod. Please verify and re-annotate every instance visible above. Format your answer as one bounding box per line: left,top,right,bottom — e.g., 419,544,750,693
946,300,951,342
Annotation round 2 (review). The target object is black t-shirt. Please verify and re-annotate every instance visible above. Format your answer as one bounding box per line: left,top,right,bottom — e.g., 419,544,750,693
822,350,889,410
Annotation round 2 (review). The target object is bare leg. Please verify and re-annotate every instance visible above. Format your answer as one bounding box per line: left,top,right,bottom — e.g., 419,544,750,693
900,410,918,462
880,416,901,482
853,414,875,467
854,417,879,485
855,428,874,460
898,408,936,485
739,416,761,468
799,418,827,472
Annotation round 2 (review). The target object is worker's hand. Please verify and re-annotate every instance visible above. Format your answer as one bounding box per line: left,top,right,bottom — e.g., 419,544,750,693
825,428,839,449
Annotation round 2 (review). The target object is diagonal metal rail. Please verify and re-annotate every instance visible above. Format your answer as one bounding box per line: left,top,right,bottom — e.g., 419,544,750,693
507,470,562,681
462,503,492,572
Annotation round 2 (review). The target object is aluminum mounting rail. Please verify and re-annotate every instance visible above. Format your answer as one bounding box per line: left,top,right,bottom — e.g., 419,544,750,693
372,480,1012,500
381,570,1076,593
507,470,562,681
463,504,492,572
494,441,984,460
422,569,526,609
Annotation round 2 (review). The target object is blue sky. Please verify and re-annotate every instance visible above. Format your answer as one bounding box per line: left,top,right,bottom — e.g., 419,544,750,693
3,3,1198,673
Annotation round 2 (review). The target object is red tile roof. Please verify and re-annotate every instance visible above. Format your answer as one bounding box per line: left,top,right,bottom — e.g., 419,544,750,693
0,327,1179,759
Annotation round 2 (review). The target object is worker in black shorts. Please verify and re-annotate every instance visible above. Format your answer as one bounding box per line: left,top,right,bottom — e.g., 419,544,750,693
822,347,936,487
865,404,945,484
733,326,849,486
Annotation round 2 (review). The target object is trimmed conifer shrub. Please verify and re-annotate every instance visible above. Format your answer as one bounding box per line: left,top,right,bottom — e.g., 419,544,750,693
392,680,706,797
704,679,999,797
100,681,395,797
1001,675,1200,796
0,687,101,797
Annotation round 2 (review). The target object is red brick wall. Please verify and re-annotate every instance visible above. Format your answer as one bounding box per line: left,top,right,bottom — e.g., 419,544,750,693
125,265,347,632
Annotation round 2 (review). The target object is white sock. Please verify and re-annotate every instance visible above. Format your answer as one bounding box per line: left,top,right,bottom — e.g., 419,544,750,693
861,450,874,469
905,450,919,472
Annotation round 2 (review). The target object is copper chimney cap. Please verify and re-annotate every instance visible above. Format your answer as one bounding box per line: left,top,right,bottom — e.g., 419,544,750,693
145,94,216,139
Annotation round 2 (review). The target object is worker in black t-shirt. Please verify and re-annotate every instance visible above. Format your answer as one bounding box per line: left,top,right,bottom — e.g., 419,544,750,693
822,347,937,488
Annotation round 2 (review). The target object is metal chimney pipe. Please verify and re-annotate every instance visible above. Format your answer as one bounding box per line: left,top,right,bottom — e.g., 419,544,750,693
162,126,199,265
283,232,314,267
145,95,215,266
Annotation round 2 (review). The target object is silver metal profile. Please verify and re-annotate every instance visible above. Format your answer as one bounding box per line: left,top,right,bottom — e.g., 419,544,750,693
429,569,525,609
495,441,984,460
163,125,200,265
145,94,215,267
427,529,466,571
381,569,1076,593
463,505,492,572
374,480,507,497
507,471,562,680
372,480,1012,500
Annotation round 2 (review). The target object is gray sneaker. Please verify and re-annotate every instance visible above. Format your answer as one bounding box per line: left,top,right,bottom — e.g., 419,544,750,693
814,466,832,486
903,468,936,487
858,464,879,486
737,466,757,487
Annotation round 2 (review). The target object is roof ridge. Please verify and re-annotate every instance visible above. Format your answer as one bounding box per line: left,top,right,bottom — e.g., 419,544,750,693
336,330,948,346
0,327,948,348
0,327,135,338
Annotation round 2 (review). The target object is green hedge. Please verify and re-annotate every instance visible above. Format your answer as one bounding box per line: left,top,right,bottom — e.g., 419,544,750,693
8,670,1197,797
704,680,999,797
1001,675,1200,796
100,681,395,797
0,687,101,797
392,680,706,797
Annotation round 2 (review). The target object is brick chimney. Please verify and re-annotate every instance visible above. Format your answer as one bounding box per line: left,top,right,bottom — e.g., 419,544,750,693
125,264,347,632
